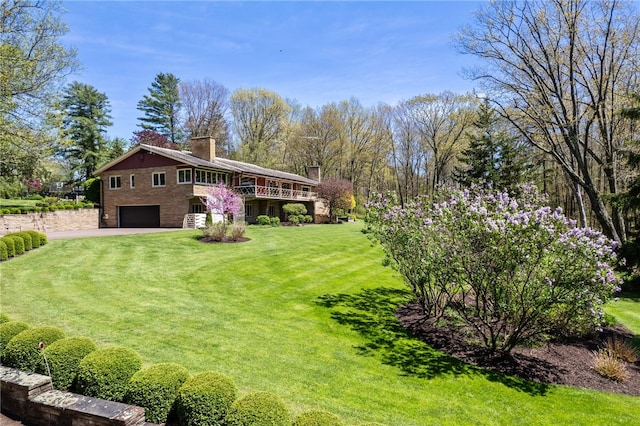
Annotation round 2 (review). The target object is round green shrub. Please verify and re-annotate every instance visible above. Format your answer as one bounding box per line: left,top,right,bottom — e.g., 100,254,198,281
1,237,15,257
0,240,7,261
225,391,291,426
256,215,271,226
38,232,48,246
176,371,238,426
75,347,142,402
292,410,343,426
0,321,29,358
270,217,281,227
3,326,65,373
44,337,97,390
10,232,32,251
7,236,24,255
0,313,10,323
25,231,42,248
292,409,343,426
124,363,190,424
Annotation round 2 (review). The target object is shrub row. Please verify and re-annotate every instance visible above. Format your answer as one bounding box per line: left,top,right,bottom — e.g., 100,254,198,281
0,230,47,261
0,315,384,425
0,203,94,215
256,215,281,226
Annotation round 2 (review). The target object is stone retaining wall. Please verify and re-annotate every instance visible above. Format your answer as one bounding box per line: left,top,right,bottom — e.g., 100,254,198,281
0,366,152,426
0,209,99,234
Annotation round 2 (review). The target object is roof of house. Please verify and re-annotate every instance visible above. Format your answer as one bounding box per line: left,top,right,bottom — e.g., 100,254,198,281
94,144,319,186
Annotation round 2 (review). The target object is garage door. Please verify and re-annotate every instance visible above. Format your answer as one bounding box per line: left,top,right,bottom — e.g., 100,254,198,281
119,206,160,228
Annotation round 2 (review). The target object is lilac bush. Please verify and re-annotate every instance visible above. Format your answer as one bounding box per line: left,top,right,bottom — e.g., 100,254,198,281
366,185,622,354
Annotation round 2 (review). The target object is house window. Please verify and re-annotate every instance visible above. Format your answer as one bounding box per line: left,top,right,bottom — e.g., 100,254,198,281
245,204,253,218
130,175,135,189
177,169,192,184
109,176,121,189
152,172,166,187
268,205,276,217
191,203,205,213
195,169,227,185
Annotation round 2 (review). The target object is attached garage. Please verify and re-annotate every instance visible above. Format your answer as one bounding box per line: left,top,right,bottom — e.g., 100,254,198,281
118,206,160,228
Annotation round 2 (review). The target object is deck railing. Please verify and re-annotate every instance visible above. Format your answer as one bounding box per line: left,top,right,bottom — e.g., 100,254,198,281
234,185,317,201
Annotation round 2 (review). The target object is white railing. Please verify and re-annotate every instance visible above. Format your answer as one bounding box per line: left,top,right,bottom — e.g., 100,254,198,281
234,185,317,201
183,213,207,229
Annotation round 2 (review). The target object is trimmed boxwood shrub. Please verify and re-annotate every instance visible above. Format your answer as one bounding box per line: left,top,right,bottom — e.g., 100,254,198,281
6,235,24,255
225,391,291,426
75,346,142,402
0,313,10,323
256,215,271,226
25,230,42,248
176,371,238,426
270,217,281,227
10,232,32,251
1,237,15,257
3,326,66,373
124,363,190,424
292,410,344,426
44,337,98,390
0,321,29,358
0,240,7,261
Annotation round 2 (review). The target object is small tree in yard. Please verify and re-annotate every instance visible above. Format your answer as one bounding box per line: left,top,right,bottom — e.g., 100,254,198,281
282,203,307,224
316,178,354,222
200,184,243,241
366,185,622,355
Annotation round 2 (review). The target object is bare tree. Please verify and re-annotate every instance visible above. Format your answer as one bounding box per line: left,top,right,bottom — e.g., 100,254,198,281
180,78,230,155
408,92,476,193
456,0,640,244
390,100,426,204
338,98,392,201
229,88,291,168
288,104,343,176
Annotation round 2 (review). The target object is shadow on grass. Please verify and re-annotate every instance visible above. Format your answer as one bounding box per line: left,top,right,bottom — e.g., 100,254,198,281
316,287,549,396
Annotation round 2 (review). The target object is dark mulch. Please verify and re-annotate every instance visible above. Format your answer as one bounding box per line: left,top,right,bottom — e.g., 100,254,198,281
199,237,250,243
397,302,640,396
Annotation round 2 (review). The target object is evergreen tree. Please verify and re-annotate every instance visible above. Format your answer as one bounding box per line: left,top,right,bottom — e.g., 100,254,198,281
137,72,183,144
60,82,112,180
454,100,529,192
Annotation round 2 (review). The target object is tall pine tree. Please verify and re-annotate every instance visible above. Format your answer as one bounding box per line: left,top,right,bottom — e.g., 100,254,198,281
137,72,183,144
454,99,530,192
60,82,112,180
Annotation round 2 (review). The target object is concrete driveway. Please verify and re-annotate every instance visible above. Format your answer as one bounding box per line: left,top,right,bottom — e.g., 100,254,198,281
45,228,184,240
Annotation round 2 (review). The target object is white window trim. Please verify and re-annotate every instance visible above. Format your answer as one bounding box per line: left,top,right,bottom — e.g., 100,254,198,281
130,174,135,189
152,172,166,187
177,169,192,184
109,175,121,189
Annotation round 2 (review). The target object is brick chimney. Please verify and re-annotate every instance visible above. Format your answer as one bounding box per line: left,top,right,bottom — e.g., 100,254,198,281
307,166,321,182
190,136,216,162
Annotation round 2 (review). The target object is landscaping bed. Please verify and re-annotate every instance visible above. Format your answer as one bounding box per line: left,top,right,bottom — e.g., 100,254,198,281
398,302,640,396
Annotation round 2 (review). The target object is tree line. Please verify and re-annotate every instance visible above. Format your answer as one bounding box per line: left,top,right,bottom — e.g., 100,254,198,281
2,0,640,245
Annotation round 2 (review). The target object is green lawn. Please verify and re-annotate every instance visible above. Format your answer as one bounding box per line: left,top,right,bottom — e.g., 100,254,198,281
0,198,39,207
1,223,639,425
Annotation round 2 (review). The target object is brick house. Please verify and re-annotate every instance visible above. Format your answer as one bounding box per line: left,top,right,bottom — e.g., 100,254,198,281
94,137,325,228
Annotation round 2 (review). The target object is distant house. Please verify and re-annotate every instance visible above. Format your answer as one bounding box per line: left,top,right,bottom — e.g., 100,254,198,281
94,137,324,228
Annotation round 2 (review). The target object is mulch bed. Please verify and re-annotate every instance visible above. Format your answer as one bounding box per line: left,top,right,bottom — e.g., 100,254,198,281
199,237,250,243
397,302,640,396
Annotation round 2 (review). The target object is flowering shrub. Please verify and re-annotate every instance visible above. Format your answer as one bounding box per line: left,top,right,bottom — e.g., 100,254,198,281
200,184,244,239
366,185,622,354
201,184,243,220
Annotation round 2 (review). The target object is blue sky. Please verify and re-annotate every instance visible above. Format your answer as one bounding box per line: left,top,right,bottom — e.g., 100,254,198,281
62,1,484,140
